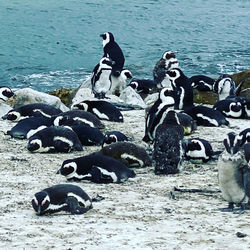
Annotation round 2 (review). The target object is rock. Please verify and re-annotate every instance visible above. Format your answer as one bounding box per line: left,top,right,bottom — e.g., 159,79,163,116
238,88,250,98
49,88,75,106
231,69,250,90
193,89,218,105
119,87,146,109
0,103,12,118
8,88,69,112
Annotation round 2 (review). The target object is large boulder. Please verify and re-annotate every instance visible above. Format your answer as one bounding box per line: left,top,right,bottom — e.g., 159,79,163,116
49,88,75,106
8,88,69,112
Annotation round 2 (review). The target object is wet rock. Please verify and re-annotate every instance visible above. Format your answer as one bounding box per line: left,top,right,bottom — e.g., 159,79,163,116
231,69,250,90
193,89,218,105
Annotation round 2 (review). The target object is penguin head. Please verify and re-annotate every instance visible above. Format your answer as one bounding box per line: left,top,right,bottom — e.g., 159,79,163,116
120,69,133,80
229,102,242,112
163,110,180,125
52,115,63,126
129,81,138,91
57,160,77,178
100,32,114,47
27,138,42,152
99,57,114,68
223,132,239,155
159,88,176,106
162,51,179,70
2,110,21,121
0,86,14,101
187,139,202,151
32,191,50,215
165,68,182,89
103,134,118,145
72,102,88,111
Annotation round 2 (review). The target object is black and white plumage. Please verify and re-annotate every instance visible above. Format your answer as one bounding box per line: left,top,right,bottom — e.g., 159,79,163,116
110,69,132,96
102,131,128,147
101,142,152,168
91,57,113,99
128,79,157,95
100,32,125,77
157,68,193,109
177,112,197,135
189,75,215,91
69,124,104,146
32,184,92,215
153,50,179,85
143,88,176,142
73,100,123,122
27,126,83,153
237,128,250,147
0,86,14,101
184,138,222,163
153,110,184,175
52,110,105,129
2,103,62,121
57,153,136,183
218,133,250,213
183,105,229,127
6,116,53,139
213,99,243,118
213,74,236,100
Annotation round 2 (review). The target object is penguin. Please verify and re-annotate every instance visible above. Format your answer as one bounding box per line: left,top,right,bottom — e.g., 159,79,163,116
69,124,104,146
176,112,197,135
183,105,229,127
189,75,215,91
91,57,113,99
157,68,193,109
128,79,157,96
0,86,14,101
242,99,250,119
153,50,179,85
73,100,123,122
2,103,62,121
213,74,236,100
218,133,249,214
153,110,184,175
52,110,105,129
213,99,243,118
57,152,136,184
32,184,93,215
101,142,152,168
237,128,250,147
102,131,128,147
110,69,132,96
184,138,222,163
6,116,53,139
100,32,125,76
143,88,176,142
242,143,250,198
27,126,83,153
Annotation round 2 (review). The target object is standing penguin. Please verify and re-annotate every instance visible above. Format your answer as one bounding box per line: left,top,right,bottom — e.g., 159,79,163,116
100,32,125,77
218,133,249,214
32,184,93,215
153,110,184,175
153,50,179,86
91,57,113,99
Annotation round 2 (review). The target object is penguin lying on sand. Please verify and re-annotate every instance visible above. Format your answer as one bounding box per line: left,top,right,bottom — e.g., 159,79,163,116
102,131,128,147
57,152,136,184
184,138,222,163
213,99,243,118
2,103,62,121
32,184,93,215
189,75,214,91
27,126,83,153
73,100,123,122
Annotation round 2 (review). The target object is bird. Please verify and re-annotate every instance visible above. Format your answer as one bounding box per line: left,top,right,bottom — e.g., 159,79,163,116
100,32,125,77
91,57,114,99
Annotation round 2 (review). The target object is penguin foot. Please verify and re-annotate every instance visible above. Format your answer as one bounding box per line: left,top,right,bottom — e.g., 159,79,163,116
219,202,234,212
233,204,246,215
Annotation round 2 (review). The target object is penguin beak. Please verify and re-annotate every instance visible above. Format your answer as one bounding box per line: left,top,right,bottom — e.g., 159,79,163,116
37,206,41,215
100,33,105,39
56,169,60,174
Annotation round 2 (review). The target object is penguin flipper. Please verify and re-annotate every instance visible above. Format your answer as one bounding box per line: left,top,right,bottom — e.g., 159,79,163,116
66,196,89,215
235,77,250,96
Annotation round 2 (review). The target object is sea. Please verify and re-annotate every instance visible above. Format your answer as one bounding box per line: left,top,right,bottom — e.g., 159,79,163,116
0,0,249,92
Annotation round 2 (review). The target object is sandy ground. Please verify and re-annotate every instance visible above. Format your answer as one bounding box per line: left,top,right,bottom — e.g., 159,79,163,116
0,109,249,250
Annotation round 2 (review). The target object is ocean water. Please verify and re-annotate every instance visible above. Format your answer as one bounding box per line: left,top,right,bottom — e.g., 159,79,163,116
0,0,249,92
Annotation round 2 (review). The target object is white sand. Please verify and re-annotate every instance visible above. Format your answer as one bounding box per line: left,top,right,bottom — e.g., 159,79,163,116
0,109,249,250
